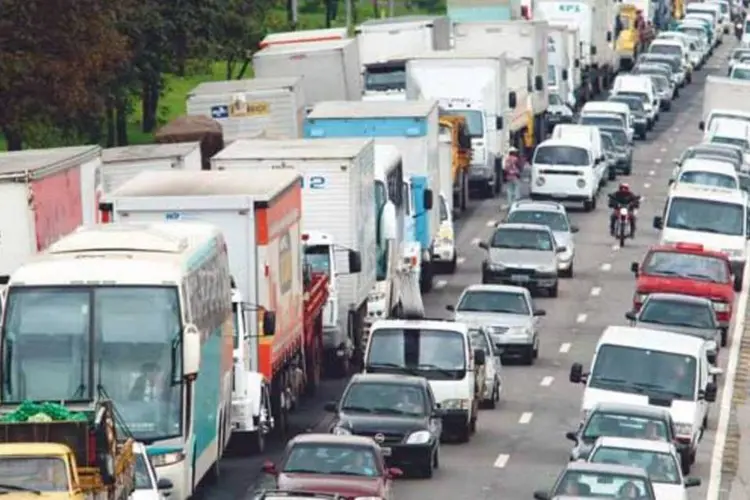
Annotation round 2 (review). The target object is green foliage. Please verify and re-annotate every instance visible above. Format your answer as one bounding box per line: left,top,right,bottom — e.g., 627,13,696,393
0,401,88,423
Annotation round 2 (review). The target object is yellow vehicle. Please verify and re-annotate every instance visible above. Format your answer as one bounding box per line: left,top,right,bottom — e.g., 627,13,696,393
616,4,641,71
0,401,135,499
438,115,472,213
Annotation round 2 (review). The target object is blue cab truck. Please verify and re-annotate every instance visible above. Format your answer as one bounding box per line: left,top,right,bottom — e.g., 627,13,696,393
305,100,440,293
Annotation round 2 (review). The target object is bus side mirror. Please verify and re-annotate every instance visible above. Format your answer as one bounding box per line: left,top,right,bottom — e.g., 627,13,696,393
535,75,544,91
423,189,434,210
349,250,362,274
509,91,518,109
699,121,705,130
562,69,569,81
183,324,201,380
263,311,276,336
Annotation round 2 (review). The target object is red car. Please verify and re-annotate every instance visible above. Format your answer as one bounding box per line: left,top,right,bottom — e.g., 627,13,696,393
261,434,402,499
631,242,739,346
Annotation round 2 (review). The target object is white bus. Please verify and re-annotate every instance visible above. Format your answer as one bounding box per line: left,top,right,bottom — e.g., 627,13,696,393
0,221,234,500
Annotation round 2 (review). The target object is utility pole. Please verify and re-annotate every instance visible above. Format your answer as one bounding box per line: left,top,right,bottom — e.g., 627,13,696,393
346,0,353,33
388,0,395,16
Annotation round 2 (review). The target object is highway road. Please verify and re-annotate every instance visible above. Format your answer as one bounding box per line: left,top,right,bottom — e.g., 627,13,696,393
196,40,745,500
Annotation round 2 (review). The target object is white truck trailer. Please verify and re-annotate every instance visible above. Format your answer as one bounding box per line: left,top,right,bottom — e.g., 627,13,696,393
548,24,573,106
700,76,750,130
186,77,306,142
260,28,348,48
0,146,102,281
447,0,523,21
253,39,362,105
356,16,451,101
505,57,535,148
406,51,513,199
452,20,550,148
211,138,373,376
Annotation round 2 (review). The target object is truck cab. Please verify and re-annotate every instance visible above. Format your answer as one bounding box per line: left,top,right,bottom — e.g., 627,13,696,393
438,115,472,215
362,59,409,102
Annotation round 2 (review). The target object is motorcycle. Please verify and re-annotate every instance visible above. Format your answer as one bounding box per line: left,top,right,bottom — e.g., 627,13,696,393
737,22,743,41
608,197,639,247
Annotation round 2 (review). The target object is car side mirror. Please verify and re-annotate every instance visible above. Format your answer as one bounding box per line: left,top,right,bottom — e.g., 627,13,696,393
423,189,433,210
556,246,567,253
591,45,597,55
533,491,551,500
570,225,580,233
474,349,486,366
625,311,637,321
534,309,546,317
704,382,718,402
349,250,362,274
606,31,613,42
735,274,743,292
324,401,338,412
574,58,580,68
446,304,456,312
699,120,705,131
509,91,518,109
653,216,664,229
684,477,701,488
562,69,569,81
496,116,504,130
570,362,584,384
478,241,489,250
535,75,544,91
157,477,173,491
565,431,578,442
387,467,404,479
263,311,276,336
630,262,639,275
261,461,278,475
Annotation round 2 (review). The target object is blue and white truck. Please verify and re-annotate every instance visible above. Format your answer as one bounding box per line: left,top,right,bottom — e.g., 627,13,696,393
305,101,439,293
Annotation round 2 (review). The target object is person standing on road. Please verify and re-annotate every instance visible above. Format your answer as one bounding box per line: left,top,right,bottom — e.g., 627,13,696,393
504,147,522,206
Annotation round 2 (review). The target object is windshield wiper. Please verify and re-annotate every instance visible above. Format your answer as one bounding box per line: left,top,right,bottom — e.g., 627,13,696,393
651,269,680,276
373,407,415,416
592,376,628,384
686,273,720,283
341,406,373,413
0,485,40,495
283,469,323,474
367,362,406,370
417,363,459,378
631,382,684,398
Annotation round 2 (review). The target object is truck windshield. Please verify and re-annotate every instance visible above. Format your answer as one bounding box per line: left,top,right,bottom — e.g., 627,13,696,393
375,179,388,281
0,456,68,492
305,245,332,276
666,197,745,236
364,65,406,92
366,328,466,380
589,344,698,401
442,110,483,138
548,65,557,86
1,286,183,441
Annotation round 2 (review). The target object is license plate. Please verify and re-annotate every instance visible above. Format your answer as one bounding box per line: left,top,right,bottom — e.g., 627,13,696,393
381,447,392,456
554,193,569,199
511,275,530,282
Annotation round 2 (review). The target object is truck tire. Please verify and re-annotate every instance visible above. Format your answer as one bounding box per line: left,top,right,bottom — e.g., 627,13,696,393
461,172,469,212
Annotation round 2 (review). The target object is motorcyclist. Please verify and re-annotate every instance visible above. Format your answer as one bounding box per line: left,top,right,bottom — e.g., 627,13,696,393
609,183,640,237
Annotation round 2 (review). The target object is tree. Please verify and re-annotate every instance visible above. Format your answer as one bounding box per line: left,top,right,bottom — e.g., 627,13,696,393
0,0,130,150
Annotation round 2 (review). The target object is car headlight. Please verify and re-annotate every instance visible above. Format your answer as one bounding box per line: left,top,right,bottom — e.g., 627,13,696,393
442,398,470,410
150,451,186,467
713,301,730,313
722,248,744,258
406,430,432,444
333,426,352,436
509,327,533,339
635,293,648,303
369,291,386,302
536,176,546,186
538,264,557,273
675,422,693,437
488,262,505,271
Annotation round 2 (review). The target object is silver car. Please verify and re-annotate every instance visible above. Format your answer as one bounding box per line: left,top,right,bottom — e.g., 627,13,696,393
479,222,562,296
506,200,579,278
448,284,546,365
626,293,721,364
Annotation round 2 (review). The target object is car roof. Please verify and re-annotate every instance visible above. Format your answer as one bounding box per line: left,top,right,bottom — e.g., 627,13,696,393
594,436,674,453
668,182,746,203
651,39,683,47
643,292,714,307
370,318,470,334
599,326,705,355
537,138,590,148
591,401,671,419
350,372,428,386
462,283,530,295
509,199,567,213
289,433,377,447
564,461,649,478
582,101,629,111
581,112,624,119
646,242,730,260
680,158,738,174
495,222,554,233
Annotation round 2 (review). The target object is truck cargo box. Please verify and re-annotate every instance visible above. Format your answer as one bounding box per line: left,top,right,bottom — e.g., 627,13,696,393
260,28,348,48
356,15,451,67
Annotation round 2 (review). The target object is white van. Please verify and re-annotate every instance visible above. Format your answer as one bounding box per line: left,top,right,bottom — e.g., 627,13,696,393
363,319,484,442
686,3,723,40
654,183,749,280
580,101,634,142
530,137,602,212
612,75,659,126
705,118,750,164
569,326,719,466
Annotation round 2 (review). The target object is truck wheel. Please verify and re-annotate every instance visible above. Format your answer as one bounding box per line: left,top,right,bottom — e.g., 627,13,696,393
461,173,469,212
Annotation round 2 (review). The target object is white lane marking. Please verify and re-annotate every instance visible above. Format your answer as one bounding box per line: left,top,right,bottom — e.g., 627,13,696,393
612,244,620,251
674,127,680,132
472,237,481,246
486,220,497,227
649,170,655,176
668,137,674,143
457,256,466,265
540,376,555,387
644,183,651,189
707,253,750,497
493,454,510,468
590,287,601,297
660,147,667,153
576,313,587,323
654,159,662,165
519,412,533,424
601,263,612,272
435,280,447,289
559,342,571,353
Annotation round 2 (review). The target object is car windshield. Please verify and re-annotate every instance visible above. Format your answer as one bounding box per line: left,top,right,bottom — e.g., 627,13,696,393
490,228,554,250
583,412,669,442
590,447,680,485
534,145,590,166
639,299,717,331
549,93,564,106
730,67,750,80
134,452,155,490
589,344,697,400
508,209,570,231
679,170,737,189
610,96,645,112
442,109,483,138
651,76,669,91
740,174,750,193
0,457,68,492
710,135,749,149
665,197,745,236
366,328,466,379
283,444,380,477
341,381,426,416
614,91,648,106
650,44,682,57
643,250,730,283
457,290,530,314
580,115,625,129
602,134,616,152
601,127,628,146
732,50,750,60
553,470,653,499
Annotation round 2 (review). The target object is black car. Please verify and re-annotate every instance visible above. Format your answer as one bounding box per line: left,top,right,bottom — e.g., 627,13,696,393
325,373,443,478
565,402,691,473
608,94,648,139
600,126,633,174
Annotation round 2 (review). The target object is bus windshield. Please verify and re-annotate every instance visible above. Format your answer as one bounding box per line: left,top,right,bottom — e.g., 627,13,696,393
1,286,183,441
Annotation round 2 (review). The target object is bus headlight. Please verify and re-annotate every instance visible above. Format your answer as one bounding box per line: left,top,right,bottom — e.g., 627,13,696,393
151,451,186,467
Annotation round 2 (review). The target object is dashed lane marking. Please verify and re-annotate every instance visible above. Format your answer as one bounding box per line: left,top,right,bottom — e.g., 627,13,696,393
435,280,447,290
519,412,533,424
654,159,662,165
486,220,497,227
576,313,587,323
559,342,571,353
660,147,667,153
493,454,510,468
540,376,555,387
472,238,481,246
590,287,601,297
644,183,651,189
601,263,612,272
457,256,466,265
649,170,655,176
612,244,620,251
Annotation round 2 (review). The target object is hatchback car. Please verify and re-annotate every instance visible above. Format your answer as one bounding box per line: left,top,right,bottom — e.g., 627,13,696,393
533,462,657,500
506,200,579,277
674,143,744,172
600,126,634,174
467,326,503,406
608,95,649,139
478,223,562,295
448,284,546,364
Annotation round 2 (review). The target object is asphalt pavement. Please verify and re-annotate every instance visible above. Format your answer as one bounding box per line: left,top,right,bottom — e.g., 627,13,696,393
195,40,745,500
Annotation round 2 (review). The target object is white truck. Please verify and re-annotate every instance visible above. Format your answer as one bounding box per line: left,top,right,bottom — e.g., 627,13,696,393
260,28,348,48
506,57,535,147
447,0,523,22
253,39,362,106
452,20,550,149
548,24,574,107
356,16,451,101
699,76,750,131
406,51,513,199
536,0,616,103
186,77,306,142
211,138,374,377
0,146,102,281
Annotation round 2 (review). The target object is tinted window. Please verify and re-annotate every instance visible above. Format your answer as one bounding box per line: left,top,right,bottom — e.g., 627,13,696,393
643,250,730,283
601,133,616,152
342,382,427,416
305,245,331,276
601,127,628,145
731,67,750,80
367,328,467,378
678,170,737,189
732,50,750,61
507,209,570,231
666,197,745,236
549,93,564,106
553,470,653,499
490,228,554,250
583,412,669,441
364,65,405,91
590,447,680,485
614,91,648,105
457,290,530,314
534,145,590,166
639,298,717,330
580,115,625,129
284,444,380,477
442,109,483,138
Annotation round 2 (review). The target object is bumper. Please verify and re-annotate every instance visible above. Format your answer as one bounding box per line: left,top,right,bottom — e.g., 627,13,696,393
482,268,558,289
530,191,591,203
432,242,456,263
442,409,470,433
634,121,647,133
494,340,534,357
383,443,435,469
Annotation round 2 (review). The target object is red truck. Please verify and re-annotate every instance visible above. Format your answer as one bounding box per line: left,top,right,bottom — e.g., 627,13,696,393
631,242,739,346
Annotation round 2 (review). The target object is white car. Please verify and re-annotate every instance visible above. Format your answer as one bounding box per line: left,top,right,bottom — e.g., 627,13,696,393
433,192,457,272
468,326,503,408
131,442,172,500
670,158,740,190
587,437,702,499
